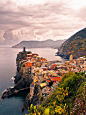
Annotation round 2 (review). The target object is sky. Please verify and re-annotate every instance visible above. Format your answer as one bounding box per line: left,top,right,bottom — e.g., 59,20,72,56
0,0,86,46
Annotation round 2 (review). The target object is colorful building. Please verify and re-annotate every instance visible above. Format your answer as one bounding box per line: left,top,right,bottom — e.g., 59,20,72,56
25,61,32,67
70,54,73,61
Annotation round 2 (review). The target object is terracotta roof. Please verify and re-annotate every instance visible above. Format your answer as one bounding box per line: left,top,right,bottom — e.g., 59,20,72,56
46,85,51,90
51,64,57,69
48,75,53,78
32,54,38,56
46,79,51,83
50,77,61,82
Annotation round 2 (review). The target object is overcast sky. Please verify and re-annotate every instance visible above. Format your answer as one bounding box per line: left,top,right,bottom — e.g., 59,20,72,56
0,0,86,46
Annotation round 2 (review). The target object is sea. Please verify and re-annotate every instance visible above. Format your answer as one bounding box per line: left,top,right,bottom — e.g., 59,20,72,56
0,47,65,115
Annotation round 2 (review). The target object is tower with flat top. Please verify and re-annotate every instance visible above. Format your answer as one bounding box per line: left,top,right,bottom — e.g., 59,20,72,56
23,47,26,52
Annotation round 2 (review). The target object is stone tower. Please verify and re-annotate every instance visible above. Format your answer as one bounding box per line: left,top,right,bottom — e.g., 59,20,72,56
23,47,26,52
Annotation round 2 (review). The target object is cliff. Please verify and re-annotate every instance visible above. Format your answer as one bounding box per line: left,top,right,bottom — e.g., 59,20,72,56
1,50,41,112
1,48,63,112
57,28,86,59
1,67,33,99
1,52,30,102
24,84,39,108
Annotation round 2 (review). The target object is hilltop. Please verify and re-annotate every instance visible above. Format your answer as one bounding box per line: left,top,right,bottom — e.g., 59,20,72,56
57,28,86,59
12,39,66,49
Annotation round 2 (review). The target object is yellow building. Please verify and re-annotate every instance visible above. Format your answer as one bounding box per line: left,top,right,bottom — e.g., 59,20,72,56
70,54,73,61
34,74,38,83
40,83,47,88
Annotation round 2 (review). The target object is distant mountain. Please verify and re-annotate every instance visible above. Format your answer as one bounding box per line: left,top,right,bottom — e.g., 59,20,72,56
57,28,86,59
12,39,66,49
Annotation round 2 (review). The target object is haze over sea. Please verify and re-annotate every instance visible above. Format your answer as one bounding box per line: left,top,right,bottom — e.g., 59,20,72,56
0,47,64,115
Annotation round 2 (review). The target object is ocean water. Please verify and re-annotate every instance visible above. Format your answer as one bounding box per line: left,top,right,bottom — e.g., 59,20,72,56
0,47,64,115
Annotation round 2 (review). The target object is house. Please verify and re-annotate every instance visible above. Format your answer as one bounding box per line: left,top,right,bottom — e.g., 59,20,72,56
50,77,61,82
46,79,52,86
41,67,47,71
25,61,32,67
50,64,57,70
46,85,51,91
27,53,32,57
32,53,38,57
70,54,73,61
42,58,47,62
52,81,59,89
31,58,36,63
34,74,38,83
65,61,70,66
40,83,47,88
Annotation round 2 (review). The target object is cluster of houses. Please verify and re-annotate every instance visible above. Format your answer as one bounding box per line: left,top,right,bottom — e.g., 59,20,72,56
19,49,86,97
65,54,86,73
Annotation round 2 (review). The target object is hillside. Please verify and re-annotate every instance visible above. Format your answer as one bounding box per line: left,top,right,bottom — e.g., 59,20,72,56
12,39,66,48
57,28,86,59
27,72,86,115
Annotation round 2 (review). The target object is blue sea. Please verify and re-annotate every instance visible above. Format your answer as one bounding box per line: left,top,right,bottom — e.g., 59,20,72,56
0,47,64,115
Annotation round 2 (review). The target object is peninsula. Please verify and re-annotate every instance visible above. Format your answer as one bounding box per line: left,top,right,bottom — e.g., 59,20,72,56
12,39,66,49
1,47,86,113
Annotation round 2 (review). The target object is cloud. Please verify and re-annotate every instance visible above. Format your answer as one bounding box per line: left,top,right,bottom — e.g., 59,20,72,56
0,0,86,46
75,7,86,22
0,30,19,45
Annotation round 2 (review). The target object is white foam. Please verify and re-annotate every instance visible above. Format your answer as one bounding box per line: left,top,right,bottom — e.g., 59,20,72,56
10,86,14,88
11,77,15,83
2,89,7,94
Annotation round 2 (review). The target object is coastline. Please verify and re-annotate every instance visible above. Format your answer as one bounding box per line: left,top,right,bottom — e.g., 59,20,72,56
1,47,86,115
1,48,63,111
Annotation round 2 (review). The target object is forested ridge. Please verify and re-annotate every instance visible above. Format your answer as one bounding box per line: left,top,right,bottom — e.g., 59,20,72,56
57,28,86,59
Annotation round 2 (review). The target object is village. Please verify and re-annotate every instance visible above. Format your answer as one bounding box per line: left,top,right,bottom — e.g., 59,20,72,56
18,47,86,98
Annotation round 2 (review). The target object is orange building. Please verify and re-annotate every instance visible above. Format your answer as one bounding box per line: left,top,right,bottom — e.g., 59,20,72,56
50,64,57,69
38,59,41,62
42,58,47,62
65,61,70,66
25,62,32,67
50,77,61,82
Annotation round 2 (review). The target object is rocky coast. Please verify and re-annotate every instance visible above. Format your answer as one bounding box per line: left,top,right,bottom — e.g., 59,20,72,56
1,49,41,111
1,47,64,111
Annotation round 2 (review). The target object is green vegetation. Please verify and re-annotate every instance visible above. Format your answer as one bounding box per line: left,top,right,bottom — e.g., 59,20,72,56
25,72,86,115
16,51,27,61
58,72,85,96
42,80,46,83
22,64,25,67
27,51,32,54
58,28,86,58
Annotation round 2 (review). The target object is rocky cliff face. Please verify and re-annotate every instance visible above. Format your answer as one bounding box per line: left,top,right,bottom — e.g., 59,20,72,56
57,28,86,59
1,51,38,110
24,85,39,108
1,72,33,99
